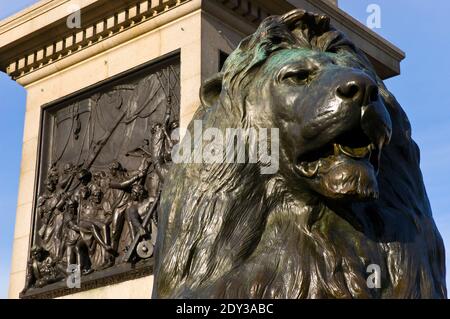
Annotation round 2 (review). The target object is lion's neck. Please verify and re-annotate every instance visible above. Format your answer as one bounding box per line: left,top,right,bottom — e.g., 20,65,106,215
247,192,445,299
164,167,445,299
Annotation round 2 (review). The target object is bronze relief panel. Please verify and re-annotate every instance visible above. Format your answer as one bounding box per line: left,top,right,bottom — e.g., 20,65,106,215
22,54,180,298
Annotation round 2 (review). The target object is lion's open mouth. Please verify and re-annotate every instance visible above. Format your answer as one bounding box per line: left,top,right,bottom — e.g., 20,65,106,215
294,126,381,179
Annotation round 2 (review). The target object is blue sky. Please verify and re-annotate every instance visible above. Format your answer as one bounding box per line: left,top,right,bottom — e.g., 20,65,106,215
0,0,449,298
339,0,450,294
0,0,36,298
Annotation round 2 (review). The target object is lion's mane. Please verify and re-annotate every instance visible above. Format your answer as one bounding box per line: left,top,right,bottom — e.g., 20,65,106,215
153,10,446,299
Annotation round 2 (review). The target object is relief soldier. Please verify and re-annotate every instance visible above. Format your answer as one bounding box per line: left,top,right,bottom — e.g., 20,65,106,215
62,199,84,271
145,121,178,224
78,184,115,270
125,184,155,243
21,246,64,293
105,161,146,253
37,171,67,261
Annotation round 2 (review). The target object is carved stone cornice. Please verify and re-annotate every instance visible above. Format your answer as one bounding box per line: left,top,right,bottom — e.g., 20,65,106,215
0,0,405,83
299,0,405,78
212,0,405,79
0,0,191,81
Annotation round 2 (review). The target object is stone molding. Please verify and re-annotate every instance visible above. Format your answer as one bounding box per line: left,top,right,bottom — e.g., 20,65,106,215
2,0,190,81
302,0,405,64
0,0,405,83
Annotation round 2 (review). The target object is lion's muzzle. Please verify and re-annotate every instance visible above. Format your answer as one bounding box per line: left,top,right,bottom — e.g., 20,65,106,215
293,69,392,201
336,70,392,151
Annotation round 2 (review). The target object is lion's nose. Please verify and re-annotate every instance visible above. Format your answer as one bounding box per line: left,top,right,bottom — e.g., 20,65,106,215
336,73,379,106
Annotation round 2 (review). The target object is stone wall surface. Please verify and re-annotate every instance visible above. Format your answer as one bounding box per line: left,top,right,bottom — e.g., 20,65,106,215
0,0,404,299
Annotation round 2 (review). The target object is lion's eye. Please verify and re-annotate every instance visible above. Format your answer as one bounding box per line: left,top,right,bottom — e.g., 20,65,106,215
282,69,313,85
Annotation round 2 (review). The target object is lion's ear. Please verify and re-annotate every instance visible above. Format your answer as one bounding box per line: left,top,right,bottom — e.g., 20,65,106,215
200,73,224,108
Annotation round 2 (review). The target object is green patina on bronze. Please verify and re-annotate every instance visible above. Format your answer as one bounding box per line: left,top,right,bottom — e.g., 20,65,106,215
153,9,446,299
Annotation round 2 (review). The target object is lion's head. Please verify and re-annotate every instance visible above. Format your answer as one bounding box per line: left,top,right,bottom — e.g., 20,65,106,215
153,10,446,299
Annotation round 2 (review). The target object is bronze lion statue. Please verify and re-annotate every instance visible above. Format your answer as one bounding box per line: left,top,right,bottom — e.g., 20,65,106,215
153,9,446,298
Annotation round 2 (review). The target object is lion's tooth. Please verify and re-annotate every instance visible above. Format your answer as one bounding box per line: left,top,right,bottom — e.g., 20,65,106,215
296,161,319,178
337,144,370,159
333,143,340,156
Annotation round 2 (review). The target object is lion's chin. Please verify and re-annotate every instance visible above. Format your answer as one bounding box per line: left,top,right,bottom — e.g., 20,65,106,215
295,154,379,201
320,157,379,200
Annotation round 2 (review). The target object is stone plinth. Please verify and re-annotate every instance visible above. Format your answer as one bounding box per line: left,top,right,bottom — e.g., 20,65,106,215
0,0,404,299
